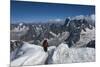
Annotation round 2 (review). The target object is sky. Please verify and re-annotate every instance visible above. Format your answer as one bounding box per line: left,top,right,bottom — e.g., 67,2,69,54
11,1,95,23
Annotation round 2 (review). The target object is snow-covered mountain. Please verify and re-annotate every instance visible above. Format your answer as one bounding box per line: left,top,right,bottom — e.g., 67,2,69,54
10,14,95,66
52,43,95,64
64,14,95,27
10,42,95,66
11,23,29,32
11,42,48,66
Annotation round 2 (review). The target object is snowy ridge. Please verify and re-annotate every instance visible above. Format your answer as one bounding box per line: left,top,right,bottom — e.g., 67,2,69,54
72,14,95,26
52,43,95,64
11,42,48,66
11,42,95,66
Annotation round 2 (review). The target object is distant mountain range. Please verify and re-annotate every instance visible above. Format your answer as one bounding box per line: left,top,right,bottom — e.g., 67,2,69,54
10,14,95,45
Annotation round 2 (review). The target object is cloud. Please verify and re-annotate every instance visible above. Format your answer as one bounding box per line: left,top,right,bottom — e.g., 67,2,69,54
72,15,85,20
90,14,95,21
49,18,63,22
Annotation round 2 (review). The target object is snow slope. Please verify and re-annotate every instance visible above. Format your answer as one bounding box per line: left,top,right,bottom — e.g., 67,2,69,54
11,42,95,66
52,43,95,64
46,46,56,64
11,42,48,66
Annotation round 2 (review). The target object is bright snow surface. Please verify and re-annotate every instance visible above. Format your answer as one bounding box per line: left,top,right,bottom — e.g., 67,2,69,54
11,42,48,66
52,43,95,64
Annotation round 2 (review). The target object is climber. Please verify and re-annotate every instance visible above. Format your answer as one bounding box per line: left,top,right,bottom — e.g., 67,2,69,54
42,40,48,52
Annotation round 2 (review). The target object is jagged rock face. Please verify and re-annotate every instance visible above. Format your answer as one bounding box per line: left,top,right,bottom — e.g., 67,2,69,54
63,15,95,48
86,40,95,48
52,43,95,64
75,28,95,47
10,40,23,52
